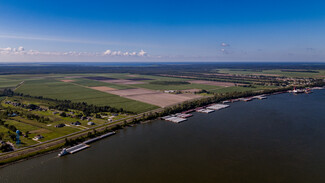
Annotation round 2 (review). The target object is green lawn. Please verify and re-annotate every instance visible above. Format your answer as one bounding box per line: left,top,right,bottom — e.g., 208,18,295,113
16,79,158,113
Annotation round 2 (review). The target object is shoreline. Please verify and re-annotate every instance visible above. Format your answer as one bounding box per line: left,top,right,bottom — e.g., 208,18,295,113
1,86,324,168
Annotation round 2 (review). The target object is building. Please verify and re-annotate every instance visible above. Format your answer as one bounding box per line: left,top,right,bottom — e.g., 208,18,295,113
55,123,65,128
71,121,81,126
33,135,44,141
87,122,95,125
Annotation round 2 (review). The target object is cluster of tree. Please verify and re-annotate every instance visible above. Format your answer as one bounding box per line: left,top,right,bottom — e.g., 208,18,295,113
0,131,16,142
0,119,18,133
25,114,50,123
0,142,12,152
149,81,190,85
50,101,129,116
281,69,319,73
0,88,14,97
3,124,17,133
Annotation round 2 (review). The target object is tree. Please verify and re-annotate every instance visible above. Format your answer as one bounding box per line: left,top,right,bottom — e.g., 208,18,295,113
60,112,67,117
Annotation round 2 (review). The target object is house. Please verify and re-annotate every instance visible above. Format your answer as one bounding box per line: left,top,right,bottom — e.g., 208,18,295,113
55,123,65,128
87,122,95,126
71,121,81,126
33,135,44,141
8,113,18,117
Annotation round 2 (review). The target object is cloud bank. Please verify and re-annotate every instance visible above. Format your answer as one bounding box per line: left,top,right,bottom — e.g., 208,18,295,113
0,46,149,57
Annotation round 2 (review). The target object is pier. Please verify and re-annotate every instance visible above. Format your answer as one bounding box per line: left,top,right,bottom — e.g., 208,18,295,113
207,104,229,110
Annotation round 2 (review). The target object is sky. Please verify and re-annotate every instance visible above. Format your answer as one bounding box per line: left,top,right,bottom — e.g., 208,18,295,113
0,0,325,62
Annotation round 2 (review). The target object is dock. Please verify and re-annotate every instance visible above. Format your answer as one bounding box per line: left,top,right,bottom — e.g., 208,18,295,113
239,97,253,102
164,116,187,123
252,95,267,100
196,109,214,113
207,104,229,110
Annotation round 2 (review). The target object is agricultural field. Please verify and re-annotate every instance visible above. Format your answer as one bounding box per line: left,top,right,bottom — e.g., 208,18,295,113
11,74,234,112
15,79,158,113
3,72,294,113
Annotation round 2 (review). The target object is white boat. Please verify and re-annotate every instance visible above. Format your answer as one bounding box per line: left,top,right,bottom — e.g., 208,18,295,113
58,148,68,157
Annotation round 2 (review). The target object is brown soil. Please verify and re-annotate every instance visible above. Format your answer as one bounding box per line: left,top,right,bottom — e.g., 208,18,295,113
89,86,117,91
102,88,200,107
61,80,75,82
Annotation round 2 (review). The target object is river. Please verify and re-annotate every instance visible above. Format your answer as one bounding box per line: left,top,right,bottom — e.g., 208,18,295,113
1,89,325,183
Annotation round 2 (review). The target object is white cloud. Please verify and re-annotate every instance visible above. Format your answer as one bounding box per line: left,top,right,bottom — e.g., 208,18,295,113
102,49,148,57
0,46,149,57
137,50,147,56
221,42,230,47
18,46,24,51
220,48,229,54
103,50,112,55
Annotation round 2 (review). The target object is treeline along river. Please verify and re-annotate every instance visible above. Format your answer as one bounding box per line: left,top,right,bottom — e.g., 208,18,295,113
0,89,325,183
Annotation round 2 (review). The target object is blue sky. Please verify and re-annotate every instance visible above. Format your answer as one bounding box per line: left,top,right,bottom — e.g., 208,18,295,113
0,0,324,62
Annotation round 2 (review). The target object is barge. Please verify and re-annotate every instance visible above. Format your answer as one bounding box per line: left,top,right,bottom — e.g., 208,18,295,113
58,132,116,157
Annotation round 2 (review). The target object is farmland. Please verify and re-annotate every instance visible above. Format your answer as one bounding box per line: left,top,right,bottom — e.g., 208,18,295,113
15,79,157,113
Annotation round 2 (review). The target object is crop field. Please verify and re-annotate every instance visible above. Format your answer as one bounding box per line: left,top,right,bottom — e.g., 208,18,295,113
15,79,158,113
101,79,146,85
105,88,200,107
67,78,134,90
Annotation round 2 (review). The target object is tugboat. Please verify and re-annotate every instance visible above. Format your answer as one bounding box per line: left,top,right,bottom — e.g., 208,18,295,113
58,148,69,157
292,87,304,94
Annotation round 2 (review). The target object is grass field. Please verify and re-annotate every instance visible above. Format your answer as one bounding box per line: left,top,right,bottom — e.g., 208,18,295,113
70,78,134,89
16,79,158,113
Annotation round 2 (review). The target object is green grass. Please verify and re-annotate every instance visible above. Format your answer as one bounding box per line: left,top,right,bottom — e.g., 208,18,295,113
5,120,40,132
71,78,134,89
16,79,158,113
0,80,22,89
